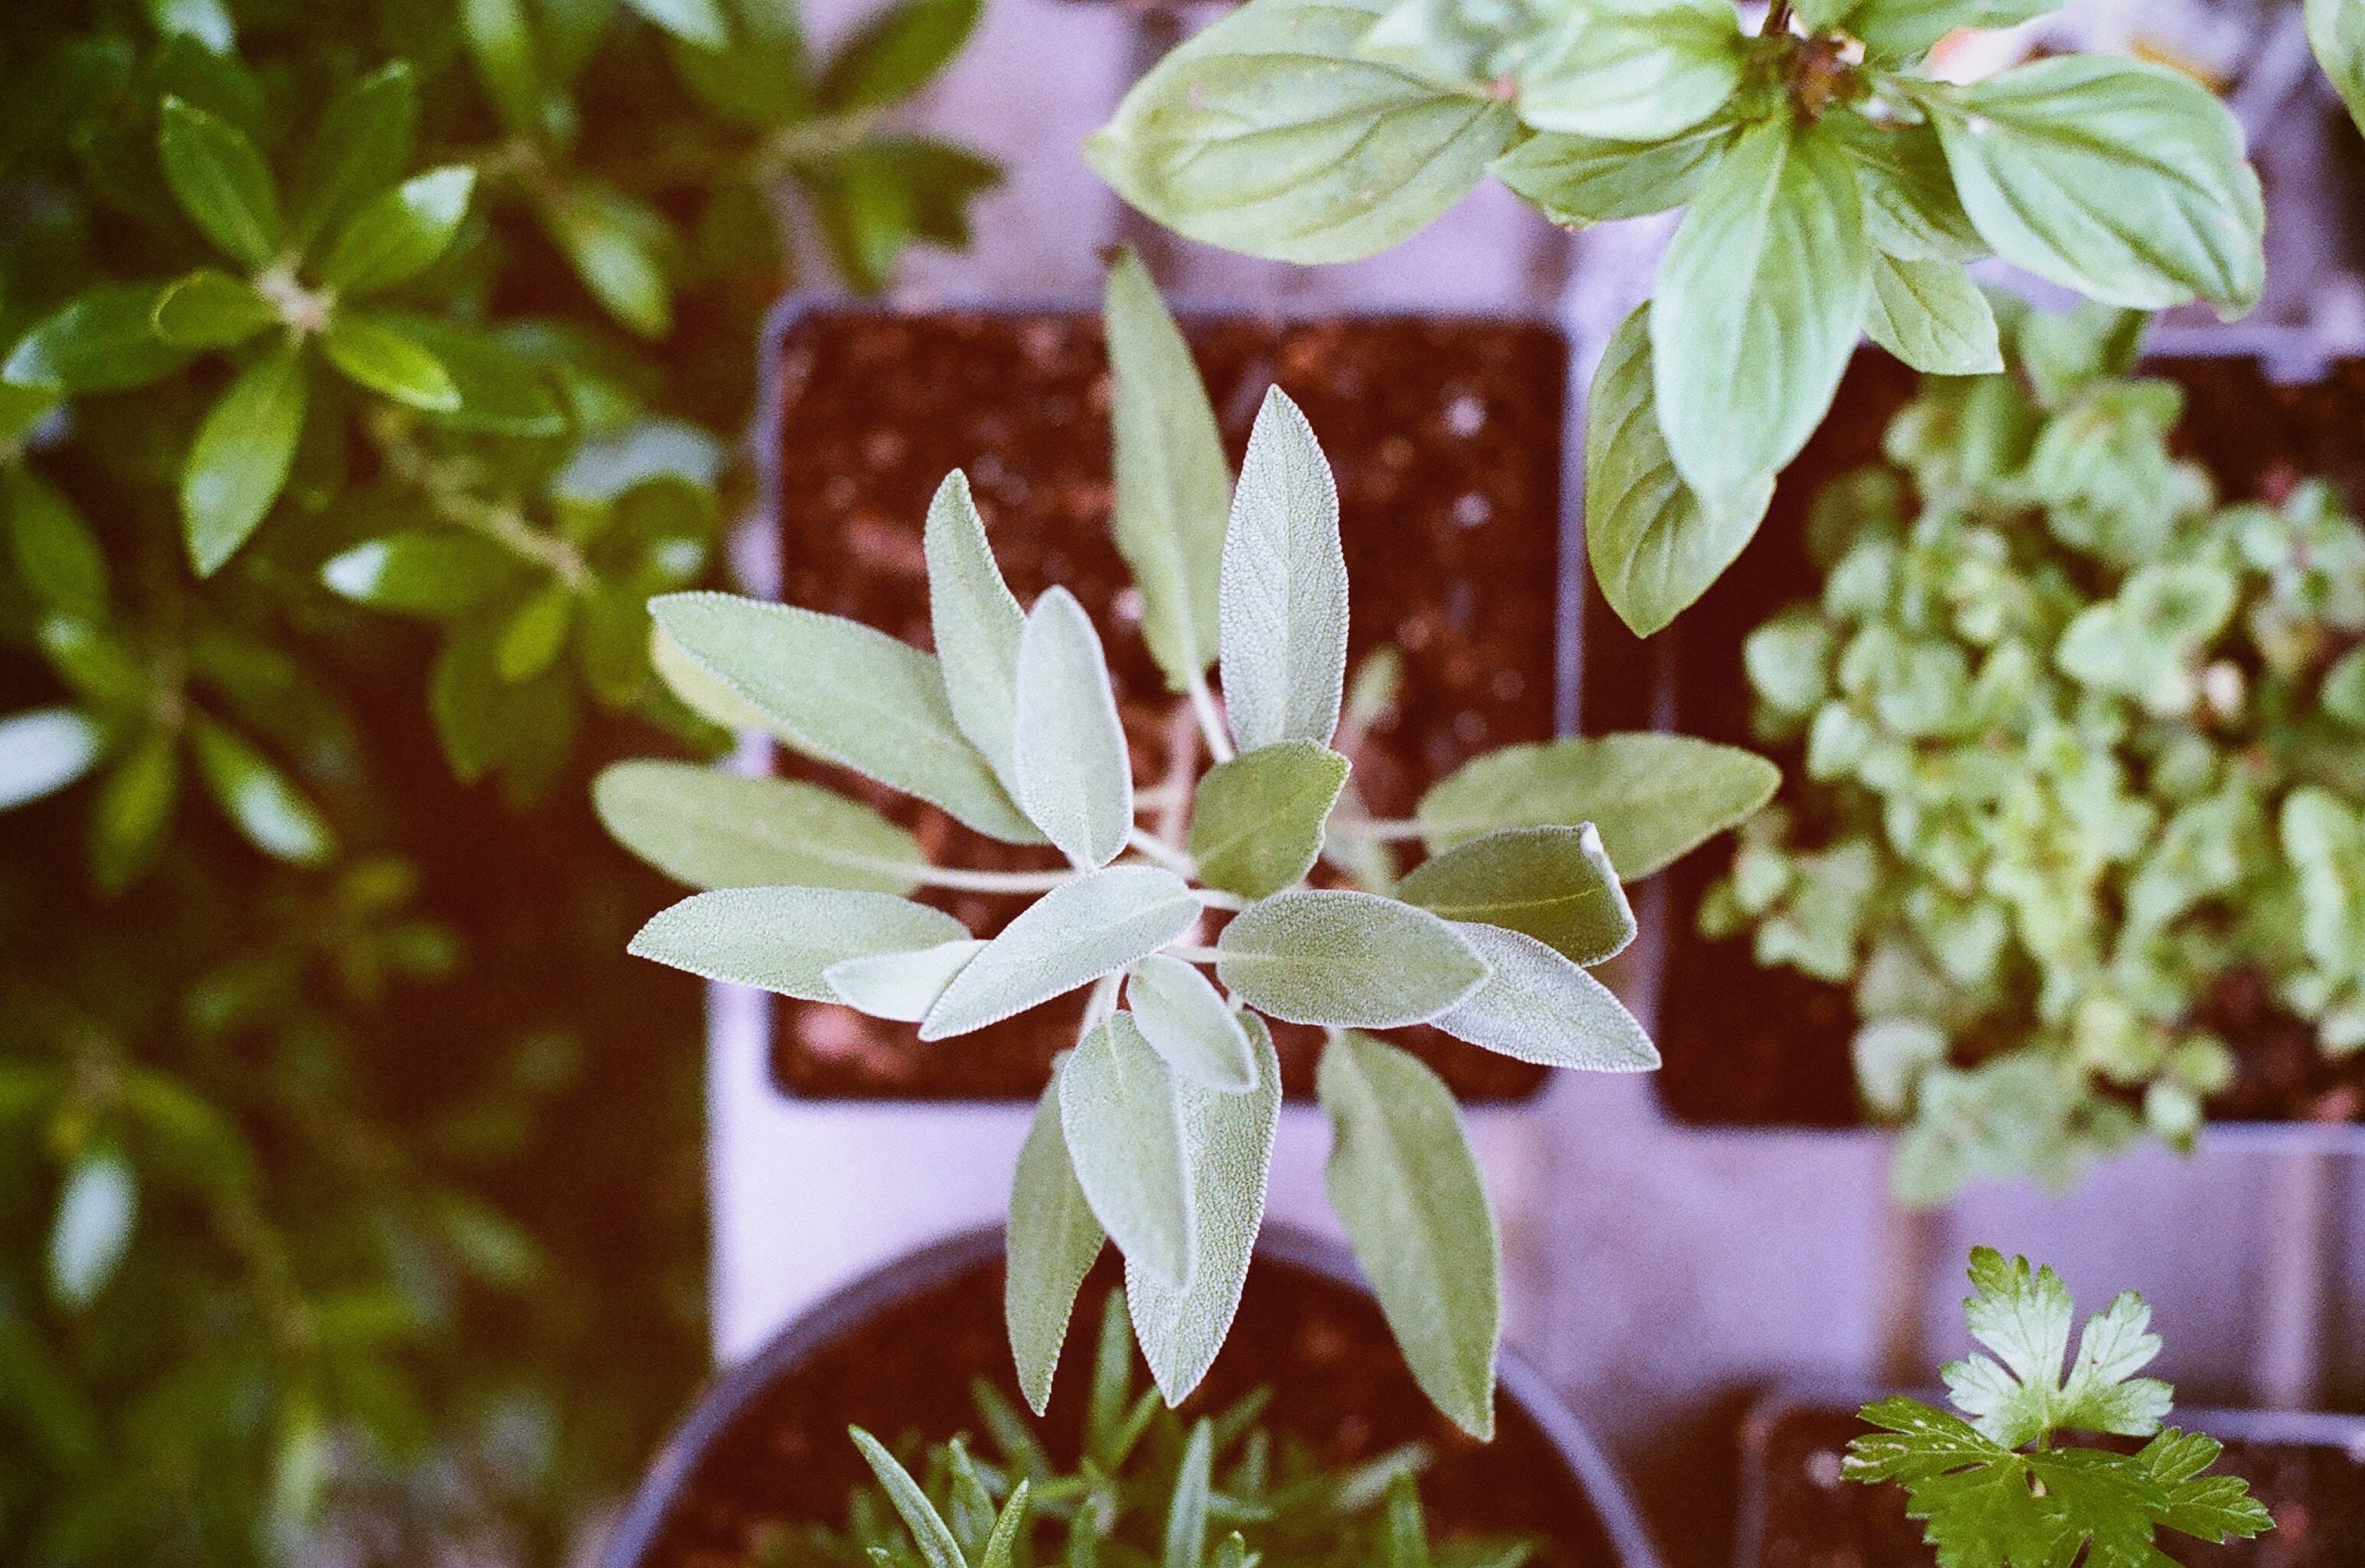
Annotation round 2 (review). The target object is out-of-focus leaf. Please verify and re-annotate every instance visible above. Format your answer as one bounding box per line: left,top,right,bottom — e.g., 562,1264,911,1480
5,285,193,394
5,468,108,618
151,269,278,349
48,1150,139,1308
819,0,981,110
158,96,283,266
189,719,335,864
623,0,731,47
544,182,673,337
287,61,419,247
0,708,106,811
91,730,180,890
319,531,526,616
314,166,476,296
182,339,309,574
320,312,460,410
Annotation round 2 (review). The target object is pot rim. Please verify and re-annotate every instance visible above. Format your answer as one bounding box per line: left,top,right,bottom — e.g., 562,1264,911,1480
600,1222,1667,1568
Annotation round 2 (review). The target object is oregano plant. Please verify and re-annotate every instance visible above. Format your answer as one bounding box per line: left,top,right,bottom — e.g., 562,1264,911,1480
1088,0,2267,637
598,252,1778,1437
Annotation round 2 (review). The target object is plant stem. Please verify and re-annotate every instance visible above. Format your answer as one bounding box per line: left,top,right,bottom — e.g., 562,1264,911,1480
1192,887,1245,911
1077,972,1121,1042
1186,669,1235,765
1763,0,1795,34
1126,826,1196,877
1166,946,1224,965
911,864,1075,894
1325,817,1436,842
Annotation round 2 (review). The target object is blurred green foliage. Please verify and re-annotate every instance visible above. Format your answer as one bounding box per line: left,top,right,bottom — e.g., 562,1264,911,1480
0,0,993,1560
1702,301,2365,1202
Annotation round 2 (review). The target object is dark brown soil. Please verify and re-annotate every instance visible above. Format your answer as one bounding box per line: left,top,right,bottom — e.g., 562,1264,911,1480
1742,1400,2365,1567
630,1246,1621,1568
1592,351,2365,1129
767,306,1568,1102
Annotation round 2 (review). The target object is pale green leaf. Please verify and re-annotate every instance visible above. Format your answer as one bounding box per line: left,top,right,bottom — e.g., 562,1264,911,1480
1163,1421,1214,1568
183,341,309,575
1086,0,1515,264
1492,122,1733,226
1398,823,1634,964
1863,253,2004,375
189,720,334,865
1006,1075,1105,1415
981,1481,1030,1568
1654,118,1871,508
1318,1031,1499,1438
1013,586,1133,867
649,593,1039,843
649,622,777,733
151,270,277,350
1843,0,2059,62
544,181,672,338
2311,0,2365,136
319,532,522,617
1927,58,2264,314
48,1151,137,1308
1216,889,1487,1027
1128,1017,1280,1405
1125,952,1258,1092
1514,0,1745,142
496,584,571,681
921,866,1199,1039
1431,922,1657,1071
1220,388,1347,753
924,470,1025,788
629,886,968,999
1060,1014,1196,1288
1585,303,1773,637
623,0,729,47
314,165,476,296
1830,116,1985,263
1417,733,1780,877
594,760,927,892
852,1428,969,1568
1187,740,1349,900
824,939,984,1021
1105,247,1230,692
159,96,282,267
0,709,105,812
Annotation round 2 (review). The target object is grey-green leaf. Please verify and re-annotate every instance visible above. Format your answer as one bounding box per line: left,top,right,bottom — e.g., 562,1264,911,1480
1013,586,1133,868
1060,1014,1196,1289
2311,0,2365,136
1086,0,1515,263
159,96,282,267
924,470,1025,788
1188,739,1349,900
1654,118,1870,509
1007,1074,1106,1415
852,1428,969,1568
825,939,985,1021
649,593,1039,843
1431,923,1659,1071
1125,952,1258,1092
1128,1017,1280,1405
1105,248,1231,692
1863,253,2003,375
594,761,928,892
1416,733,1780,877
1492,122,1733,226
628,886,968,999
1927,57,2264,314
1398,823,1635,964
921,866,1199,1040
183,340,308,576
1585,302,1774,637
1318,1031,1499,1439
1220,388,1347,753
1217,889,1487,1028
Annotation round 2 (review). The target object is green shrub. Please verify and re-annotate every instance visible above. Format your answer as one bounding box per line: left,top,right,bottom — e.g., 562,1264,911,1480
1703,302,2365,1200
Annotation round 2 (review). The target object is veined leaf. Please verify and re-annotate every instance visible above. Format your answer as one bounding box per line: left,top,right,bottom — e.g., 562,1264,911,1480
1432,922,1658,1070
649,623,775,732
1654,117,1871,508
1925,58,2263,314
1125,952,1258,1092
189,720,333,865
1216,889,1487,1028
1128,1016,1280,1405
314,165,476,296
321,312,460,411
183,339,308,575
1220,388,1347,753
1188,740,1349,900
1514,0,1746,142
1318,1031,1499,1439
1830,116,1984,263
1492,122,1733,226
1007,1073,1105,1415
1585,303,1773,637
921,866,1199,1040
0,709,106,811
1863,253,2003,375
924,470,1025,788
1398,823,1634,964
1105,248,1230,693
592,760,927,892
823,939,983,1021
649,593,1039,843
2311,0,2365,137
1087,0,1515,263
852,1428,968,1568
1060,1014,1196,1288
1012,586,1133,868
159,96,282,266
1416,733,1780,877
628,886,968,1000
152,270,277,350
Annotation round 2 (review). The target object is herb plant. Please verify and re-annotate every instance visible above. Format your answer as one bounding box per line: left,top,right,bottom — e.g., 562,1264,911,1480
1846,1247,2272,1567
2313,0,2365,136
1699,302,2365,1200
598,252,1778,1437
1090,0,2267,639
771,1289,1536,1568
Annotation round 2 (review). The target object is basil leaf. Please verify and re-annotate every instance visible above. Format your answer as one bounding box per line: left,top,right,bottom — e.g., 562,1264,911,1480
313,165,476,296
1088,0,1515,263
593,760,928,892
1829,116,1985,263
1843,0,2060,64
1007,1073,1105,1415
1654,118,1870,508
1431,922,1658,1070
924,470,1025,789
1863,253,2003,376
1926,58,2264,314
1398,823,1635,965
182,340,308,576
1125,953,1259,1093
1513,0,1745,142
1220,389,1348,753
1492,122,1733,226
1105,248,1230,694
921,866,1200,1040
628,886,969,999
320,312,460,411
2311,0,2365,137
1060,1014,1196,1289
1318,1031,1498,1439
1187,740,1349,900
158,96,283,267
1585,302,1773,636
0,709,106,812
1217,889,1487,1027
151,270,277,350
1012,586,1133,869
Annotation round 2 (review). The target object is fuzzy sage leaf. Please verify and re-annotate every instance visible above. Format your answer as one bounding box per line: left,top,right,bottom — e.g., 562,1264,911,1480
593,760,928,893
1220,389,1348,754
1125,953,1259,1093
823,940,986,1021
921,866,1198,1040
1013,586,1133,868
1008,1073,1105,1415
1398,823,1636,965
1433,923,1659,1071
1216,889,1487,1028
925,469,1025,789
1187,740,1349,900
629,887,968,1001
1061,1014,1197,1289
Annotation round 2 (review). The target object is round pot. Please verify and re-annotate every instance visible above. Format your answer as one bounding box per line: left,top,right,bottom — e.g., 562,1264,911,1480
603,1225,1663,1568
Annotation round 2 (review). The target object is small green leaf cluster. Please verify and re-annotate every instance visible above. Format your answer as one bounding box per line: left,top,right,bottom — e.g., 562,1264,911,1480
1090,0,2265,639
1846,1247,2272,1567
1699,302,2365,1201
600,253,1780,1435
774,1290,1538,1568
